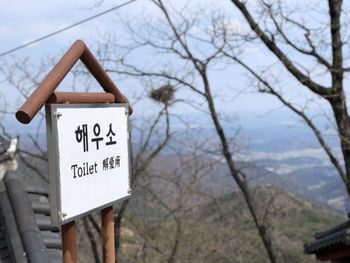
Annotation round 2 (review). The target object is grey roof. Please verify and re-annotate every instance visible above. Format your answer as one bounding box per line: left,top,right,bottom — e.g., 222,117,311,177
304,220,350,255
0,174,61,262
0,137,12,164
0,138,10,156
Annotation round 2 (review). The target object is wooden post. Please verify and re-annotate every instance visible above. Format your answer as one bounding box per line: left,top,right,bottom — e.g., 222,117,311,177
102,206,115,263
62,221,77,263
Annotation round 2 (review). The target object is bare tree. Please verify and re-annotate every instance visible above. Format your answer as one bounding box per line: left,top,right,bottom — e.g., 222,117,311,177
120,149,229,263
99,1,279,261
225,0,350,195
118,143,303,263
114,84,175,261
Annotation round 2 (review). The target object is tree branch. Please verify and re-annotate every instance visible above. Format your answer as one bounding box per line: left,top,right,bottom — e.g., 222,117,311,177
230,54,347,184
230,0,333,96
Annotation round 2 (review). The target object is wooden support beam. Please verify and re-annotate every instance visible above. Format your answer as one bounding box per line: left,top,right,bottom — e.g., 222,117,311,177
102,206,115,263
47,92,115,104
62,221,77,263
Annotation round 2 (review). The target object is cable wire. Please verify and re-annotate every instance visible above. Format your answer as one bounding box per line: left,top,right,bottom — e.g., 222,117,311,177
0,0,136,57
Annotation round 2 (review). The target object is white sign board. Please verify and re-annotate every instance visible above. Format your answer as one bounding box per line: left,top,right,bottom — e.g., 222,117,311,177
45,104,130,226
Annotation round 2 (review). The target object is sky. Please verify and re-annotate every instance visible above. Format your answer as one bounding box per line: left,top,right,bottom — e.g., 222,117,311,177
0,0,336,130
0,0,143,57
0,0,284,111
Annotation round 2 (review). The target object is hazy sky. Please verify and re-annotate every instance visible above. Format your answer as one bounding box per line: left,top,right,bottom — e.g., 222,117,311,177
0,0,142,56
0,0,333,123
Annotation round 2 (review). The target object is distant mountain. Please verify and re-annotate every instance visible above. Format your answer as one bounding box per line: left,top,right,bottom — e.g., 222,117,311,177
124,180,343,262
139,153,348,213
284,166,347,211
192,186,343,262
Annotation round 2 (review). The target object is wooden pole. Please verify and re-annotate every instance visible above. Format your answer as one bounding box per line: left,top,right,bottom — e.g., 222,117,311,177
62,221,77,263
47,92,115,104
102,206,115,263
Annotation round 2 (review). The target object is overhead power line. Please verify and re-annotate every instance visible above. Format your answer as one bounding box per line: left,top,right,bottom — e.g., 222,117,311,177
0,0,136,57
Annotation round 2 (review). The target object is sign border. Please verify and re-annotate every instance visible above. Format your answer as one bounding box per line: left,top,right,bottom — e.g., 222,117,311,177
45,103,131,227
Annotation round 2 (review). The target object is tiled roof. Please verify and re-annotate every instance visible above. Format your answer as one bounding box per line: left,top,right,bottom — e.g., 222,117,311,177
0,179,24,263
0,138,10,156
0,174,61,262
0,137,11,164
304,220,350,255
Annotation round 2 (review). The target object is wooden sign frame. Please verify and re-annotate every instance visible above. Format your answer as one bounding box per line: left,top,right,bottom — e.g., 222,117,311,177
15,40,132,263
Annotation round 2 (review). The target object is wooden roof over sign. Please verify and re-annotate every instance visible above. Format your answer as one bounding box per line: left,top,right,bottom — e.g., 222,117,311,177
16,40,132,124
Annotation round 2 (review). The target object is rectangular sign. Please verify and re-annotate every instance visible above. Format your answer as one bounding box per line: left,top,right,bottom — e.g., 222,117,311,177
45,103,130,226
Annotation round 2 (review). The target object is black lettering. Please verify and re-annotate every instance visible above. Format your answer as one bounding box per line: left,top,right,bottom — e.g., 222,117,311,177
84,162,87,176
71,161,99,178
94,162,98,173
71,164,78,178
